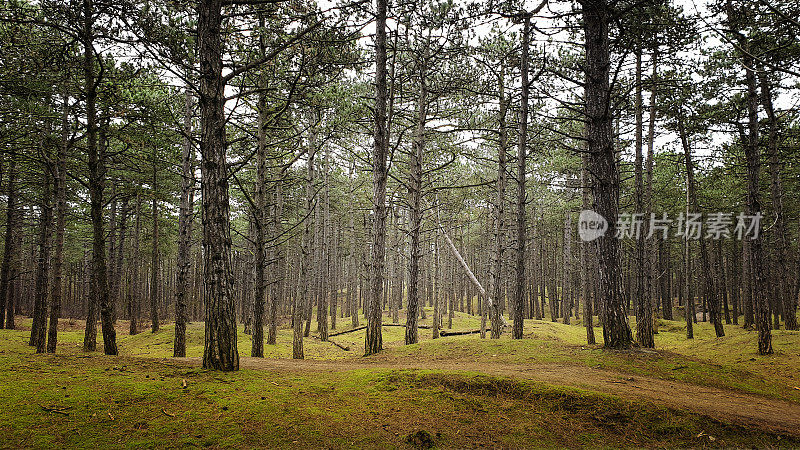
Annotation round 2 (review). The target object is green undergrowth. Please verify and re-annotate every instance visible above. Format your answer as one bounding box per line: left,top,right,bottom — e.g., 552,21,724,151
6,308,800,406
381,315,800,404
0,336,795,449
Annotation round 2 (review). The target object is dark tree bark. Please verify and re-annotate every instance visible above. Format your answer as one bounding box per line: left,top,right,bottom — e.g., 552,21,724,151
174,88,194,358
199,0,239,371
581,151,596,344
83,0,117,355
150,150,160,333
512,14,530,340
365,0,388,356
645,52,661,322
487,67,508,339
582,0,632,349
295,126,315,359
252,26,269,355
267,177,283,345
129,192,142,335
730,237,740,325
758,71,796,330
1,151,20,330
47,93,69,353
31,165,53,353
741,56,771,353
678,117,723,338
727,1,771,354
633,50,653,348
405,59,426,345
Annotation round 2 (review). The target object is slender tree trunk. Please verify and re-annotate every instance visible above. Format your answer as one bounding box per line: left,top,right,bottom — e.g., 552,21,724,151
1,151,20,330
406,65,426,345
83,0,117,355
295,126,316,360
150,151,160,333
129,192,142,335
198,0,238,370
267,175,283,345
581,152,596,344
512,14,530,340
758,72,796,330
251,28,270,354
678,117,724,337
365,0,388,356
31,167,53,353
47,93,69,353
633,50,654,347
174,88,194,357
317,147,330,341
741,54,771,354
488,70,508,339
716,239,731,324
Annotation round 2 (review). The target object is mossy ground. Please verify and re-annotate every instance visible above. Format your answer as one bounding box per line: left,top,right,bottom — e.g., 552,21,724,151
1,309,798,448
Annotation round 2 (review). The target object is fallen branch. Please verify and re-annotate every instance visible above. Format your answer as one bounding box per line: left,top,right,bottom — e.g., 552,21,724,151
439,329,484,337
311,334,351,351
40,405,70,416
328,339,351,351
161,408,175,417
382,323,432,329
327,323,433,337
328,326,366,337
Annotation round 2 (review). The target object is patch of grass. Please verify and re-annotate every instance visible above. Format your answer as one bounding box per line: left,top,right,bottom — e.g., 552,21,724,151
382,316,800,403
0,336,795,449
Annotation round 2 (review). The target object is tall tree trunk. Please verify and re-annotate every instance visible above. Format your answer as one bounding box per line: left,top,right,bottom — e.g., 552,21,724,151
678,117,724,337
582,0,632,349
365,0,388,356
512,14,530,340
47,93,69,353
83,0,117,355
174,88,194,357
31,166,53,353
267,175,283,345
716,239,731,324
487,68,508,339
726,2,771,353
758,71,796,330
317,147,330,341
634,50,654,348
129,192,142,335
198,0,238,370
406,64,426,345
730,237,740,325
295,123,315,359
741,55,771,353
581,151,596,344
645,53,662,322
251,26,269,354
1,151,19,330
150,151,160,333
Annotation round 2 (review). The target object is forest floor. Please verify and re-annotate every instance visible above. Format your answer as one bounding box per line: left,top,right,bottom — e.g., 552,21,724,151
1,311,799,448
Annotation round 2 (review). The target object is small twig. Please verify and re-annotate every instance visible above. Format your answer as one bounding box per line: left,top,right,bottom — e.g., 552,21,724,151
40,405,70,416
161,408,175,417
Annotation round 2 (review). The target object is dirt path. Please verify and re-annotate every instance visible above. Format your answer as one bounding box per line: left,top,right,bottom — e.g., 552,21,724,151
229,357,800,437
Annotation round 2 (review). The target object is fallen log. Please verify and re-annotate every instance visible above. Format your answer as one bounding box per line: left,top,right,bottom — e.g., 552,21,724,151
439,329,484,337
382,323,432,330
328,323,433,337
